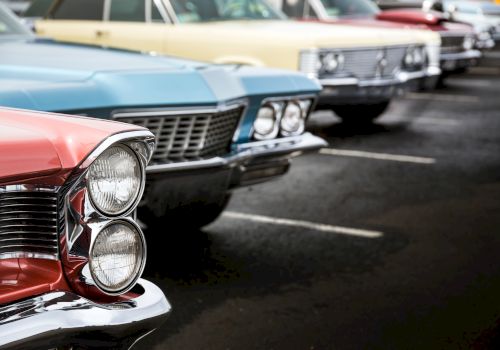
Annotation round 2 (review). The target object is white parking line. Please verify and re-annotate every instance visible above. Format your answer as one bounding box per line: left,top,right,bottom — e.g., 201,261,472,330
415,117,460,126
405,92,480,103
319,148,436,165
222,212,383,238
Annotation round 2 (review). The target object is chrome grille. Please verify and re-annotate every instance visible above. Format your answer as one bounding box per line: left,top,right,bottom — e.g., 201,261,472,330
114,105,244,164
441,35,465,54
340,46,407,79
0,191,59,260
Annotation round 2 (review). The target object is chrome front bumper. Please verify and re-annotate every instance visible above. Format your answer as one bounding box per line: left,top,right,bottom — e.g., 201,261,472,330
146,132,327,183
440,50,482,72
317,67,441,105
0,279,171,350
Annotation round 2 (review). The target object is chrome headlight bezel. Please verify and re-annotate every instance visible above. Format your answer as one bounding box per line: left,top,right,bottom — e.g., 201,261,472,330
60,130,155,299
403,46,427,71
89,219,147,295
253,96,315,141
253,103,282,141
87,143,144,217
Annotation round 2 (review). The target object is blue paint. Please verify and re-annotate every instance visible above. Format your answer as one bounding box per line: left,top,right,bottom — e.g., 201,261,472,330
0,38,320,143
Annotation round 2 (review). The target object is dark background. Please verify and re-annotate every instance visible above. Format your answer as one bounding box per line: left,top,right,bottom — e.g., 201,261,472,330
138,49,500,350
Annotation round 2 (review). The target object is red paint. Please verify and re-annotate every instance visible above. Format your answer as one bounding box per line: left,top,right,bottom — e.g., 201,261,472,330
0,108,144,186
301,9,473,34
377,9,443,26
0,259,71,305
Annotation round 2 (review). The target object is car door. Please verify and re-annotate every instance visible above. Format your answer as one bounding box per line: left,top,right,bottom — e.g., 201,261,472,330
36,0,106,46
95,0,168,53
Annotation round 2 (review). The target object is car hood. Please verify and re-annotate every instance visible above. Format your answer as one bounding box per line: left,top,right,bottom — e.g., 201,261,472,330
0,37,319,111
177,20,440,47
0,108,141,185
377,9,444,26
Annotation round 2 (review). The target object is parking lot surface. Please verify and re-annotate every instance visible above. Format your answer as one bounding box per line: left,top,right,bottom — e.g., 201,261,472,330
139,53,500,350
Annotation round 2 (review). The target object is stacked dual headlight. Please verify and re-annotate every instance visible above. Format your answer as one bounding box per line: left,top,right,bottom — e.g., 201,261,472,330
253,99,312,140
403,46,427,71
85,144,146,295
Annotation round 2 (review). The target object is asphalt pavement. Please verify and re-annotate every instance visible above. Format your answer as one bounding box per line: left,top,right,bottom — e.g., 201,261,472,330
138,53,500,350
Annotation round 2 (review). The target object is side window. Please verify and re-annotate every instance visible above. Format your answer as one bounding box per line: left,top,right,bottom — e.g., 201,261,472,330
52,0,104,20
110,0,146,22
282,0,306,18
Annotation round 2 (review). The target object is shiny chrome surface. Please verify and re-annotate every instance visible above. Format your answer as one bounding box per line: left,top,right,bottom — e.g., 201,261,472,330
0,279,171,349
146,132,327,174
440,34,467,54
300,45,412,80
0,186,61,261
60,130,155,297
113,104,245,165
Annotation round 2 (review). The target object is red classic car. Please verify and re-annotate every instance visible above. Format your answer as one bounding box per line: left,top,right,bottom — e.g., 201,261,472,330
275,0,484,79
0,108,170,349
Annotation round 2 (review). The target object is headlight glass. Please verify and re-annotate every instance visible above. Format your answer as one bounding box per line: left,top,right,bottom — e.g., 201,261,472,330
90,221,145,294
319,52,344,74
254,105,280,140
463,35,475,50
280,102,304,136
88,145,142,216
404,47,426,71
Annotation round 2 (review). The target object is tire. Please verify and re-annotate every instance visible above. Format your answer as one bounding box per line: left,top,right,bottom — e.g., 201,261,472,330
139,193,232,230
332,101,390,124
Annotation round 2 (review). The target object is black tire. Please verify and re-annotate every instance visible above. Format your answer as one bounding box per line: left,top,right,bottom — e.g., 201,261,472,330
332,101,390,124
139,193,232,230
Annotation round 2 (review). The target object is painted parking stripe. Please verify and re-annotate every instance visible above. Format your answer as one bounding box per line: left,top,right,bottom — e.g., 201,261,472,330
405,92,480,103
319,148,436,165
223,212,383,238
415,117,460,126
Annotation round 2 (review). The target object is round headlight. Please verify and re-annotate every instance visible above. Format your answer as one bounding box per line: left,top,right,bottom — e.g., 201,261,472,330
88,145,142,216
90,221,146,294
404,49,415,68
280,102,304,136
412,48,424,66
320,52,344,74
254,105,278,140
463,36,475,50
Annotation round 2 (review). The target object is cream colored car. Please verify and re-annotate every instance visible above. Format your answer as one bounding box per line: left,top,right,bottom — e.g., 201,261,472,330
32,0,441,122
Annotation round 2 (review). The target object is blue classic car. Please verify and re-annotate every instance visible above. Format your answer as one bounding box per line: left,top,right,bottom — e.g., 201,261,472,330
0,4,326,229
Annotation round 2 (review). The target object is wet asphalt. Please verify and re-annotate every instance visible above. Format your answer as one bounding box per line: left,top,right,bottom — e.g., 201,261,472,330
137,52,500,350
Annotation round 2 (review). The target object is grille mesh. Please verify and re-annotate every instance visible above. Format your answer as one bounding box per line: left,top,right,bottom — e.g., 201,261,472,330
0,191,59,259
115,106,244,165
441,35,465,53
340,46,407,79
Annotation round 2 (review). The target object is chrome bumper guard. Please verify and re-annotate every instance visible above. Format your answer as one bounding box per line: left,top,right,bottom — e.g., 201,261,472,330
440,50,482,71
146,132,327,178
0,279,171,350
317,67,441,103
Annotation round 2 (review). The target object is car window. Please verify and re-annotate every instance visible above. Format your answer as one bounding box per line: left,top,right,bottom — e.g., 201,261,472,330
319,0,379,18
110,0,145,21
282,0,306,18
23,0,53,17
52,0,104,20
170,0,285,23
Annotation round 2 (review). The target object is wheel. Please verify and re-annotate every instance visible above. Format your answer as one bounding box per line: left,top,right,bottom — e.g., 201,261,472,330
138,193,232,230
332,101,390,124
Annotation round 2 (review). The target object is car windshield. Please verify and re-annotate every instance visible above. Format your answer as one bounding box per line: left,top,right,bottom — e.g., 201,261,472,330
480,3,500,16
170,0,286,23
0,4,32,36
319,0,379,18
